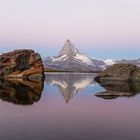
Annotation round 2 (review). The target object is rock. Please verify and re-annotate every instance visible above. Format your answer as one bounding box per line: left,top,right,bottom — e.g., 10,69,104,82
95,91,132,100
95,80,140,100
95,64,138,82
0,79,44,105
0,50,44,80
98,81,133,92
95,64,140,100
132,68,140,82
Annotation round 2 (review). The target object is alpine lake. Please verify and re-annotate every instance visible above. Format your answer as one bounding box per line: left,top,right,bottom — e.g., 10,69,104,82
0,73,140,140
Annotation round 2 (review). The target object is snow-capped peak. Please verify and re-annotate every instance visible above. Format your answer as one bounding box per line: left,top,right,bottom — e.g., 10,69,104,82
103,59,115,65
43,39,102,71
58,39,94,65
58,39,79,56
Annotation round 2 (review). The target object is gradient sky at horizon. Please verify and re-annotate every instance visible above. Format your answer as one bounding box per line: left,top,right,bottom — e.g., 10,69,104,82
0,0,140,59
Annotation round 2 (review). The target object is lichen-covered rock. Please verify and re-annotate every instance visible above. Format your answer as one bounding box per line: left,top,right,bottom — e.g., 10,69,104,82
95,64,138,82
0,50,44,80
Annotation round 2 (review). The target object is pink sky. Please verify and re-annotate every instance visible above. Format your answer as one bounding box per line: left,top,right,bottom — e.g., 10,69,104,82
0,0,140,59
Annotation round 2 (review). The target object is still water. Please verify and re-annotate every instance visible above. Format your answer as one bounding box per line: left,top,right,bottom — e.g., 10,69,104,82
0,73,140,140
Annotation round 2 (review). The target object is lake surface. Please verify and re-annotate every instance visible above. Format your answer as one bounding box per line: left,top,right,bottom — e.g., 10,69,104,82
0,73,140,140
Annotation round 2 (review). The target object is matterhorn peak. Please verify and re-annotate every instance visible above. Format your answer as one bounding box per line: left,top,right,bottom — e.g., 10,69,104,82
58,39,79,56
65,39,73,46
44,39,104,72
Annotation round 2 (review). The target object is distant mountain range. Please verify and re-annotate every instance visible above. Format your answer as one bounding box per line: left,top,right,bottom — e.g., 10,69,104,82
43,39,140,72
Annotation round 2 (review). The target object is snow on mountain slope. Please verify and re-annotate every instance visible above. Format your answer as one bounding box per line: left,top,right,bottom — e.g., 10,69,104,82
44,39,102,71
74,53,94,65
51,54,68,62
43,39,140,71
103,59,115,65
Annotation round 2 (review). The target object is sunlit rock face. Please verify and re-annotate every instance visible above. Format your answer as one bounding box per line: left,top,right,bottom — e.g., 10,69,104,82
0,79,44,105
0,50,44,80
45,73,97,103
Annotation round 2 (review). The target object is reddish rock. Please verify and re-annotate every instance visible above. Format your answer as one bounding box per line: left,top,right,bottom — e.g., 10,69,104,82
0,50,44,80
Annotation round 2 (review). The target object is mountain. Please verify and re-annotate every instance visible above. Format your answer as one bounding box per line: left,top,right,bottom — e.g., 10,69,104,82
101,58,140,67
116,59,140,67
43,39,140,71
44,39,104,72
103,59,115,65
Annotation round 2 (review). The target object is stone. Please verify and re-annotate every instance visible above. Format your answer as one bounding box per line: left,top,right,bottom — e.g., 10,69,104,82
95,91,133,100
132,69,140,82
0,50,44,80
95,80,140,100
95,64,138,83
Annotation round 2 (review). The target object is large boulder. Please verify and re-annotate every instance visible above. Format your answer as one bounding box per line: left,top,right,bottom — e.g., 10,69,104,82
95,63,140,100
0,50,44,80
95,64,138,82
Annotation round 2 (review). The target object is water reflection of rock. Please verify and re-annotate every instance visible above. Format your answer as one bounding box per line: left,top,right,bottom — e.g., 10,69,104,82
95,81,140,100
45,73,96,103
0,79,44,105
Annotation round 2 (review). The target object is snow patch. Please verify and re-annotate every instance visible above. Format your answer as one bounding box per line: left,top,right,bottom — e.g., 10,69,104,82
74,54,93,65
103,59,115,65
51,55,68,62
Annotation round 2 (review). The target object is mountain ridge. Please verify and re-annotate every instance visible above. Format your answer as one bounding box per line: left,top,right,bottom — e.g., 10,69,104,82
44,39,103,72
43,39,140,71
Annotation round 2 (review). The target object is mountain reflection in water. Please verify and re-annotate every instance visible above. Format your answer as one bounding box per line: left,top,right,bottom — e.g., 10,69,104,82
0,73,140,140
0,73,140,105
45,73,97,103
0,79,44,105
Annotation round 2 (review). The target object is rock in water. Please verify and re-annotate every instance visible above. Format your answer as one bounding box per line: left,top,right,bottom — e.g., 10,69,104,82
0,50,44,80
95,63,140,100
95,64,138,82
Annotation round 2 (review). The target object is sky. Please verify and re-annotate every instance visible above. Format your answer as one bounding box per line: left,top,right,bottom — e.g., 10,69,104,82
0,0,140,59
